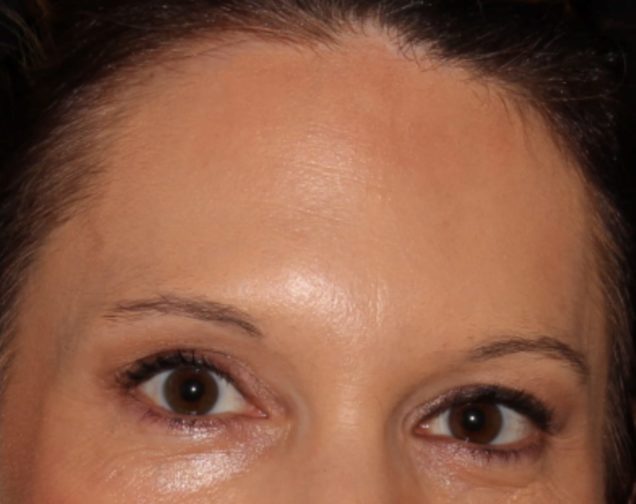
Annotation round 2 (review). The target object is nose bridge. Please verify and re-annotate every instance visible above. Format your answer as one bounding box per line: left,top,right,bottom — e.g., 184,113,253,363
265,319,424,504
257,301,421,504
276,406,410,504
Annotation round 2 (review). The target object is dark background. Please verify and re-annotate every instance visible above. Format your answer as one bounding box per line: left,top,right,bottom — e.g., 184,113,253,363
584,0,636,230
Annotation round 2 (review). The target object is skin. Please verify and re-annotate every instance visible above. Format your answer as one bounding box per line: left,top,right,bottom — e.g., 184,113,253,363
0,33,610,502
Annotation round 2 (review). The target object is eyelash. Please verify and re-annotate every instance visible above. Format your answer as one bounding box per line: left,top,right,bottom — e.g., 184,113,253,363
415,385,556,463
120,349,232,388
117,350,556,464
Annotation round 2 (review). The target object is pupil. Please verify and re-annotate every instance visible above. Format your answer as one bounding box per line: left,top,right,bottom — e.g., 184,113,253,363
180,379,205,403
163,367,220,415
461,407,486,432
449,402,503,444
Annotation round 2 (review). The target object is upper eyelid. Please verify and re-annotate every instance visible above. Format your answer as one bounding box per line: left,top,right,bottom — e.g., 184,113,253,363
144,360,234,384
119,350,236,389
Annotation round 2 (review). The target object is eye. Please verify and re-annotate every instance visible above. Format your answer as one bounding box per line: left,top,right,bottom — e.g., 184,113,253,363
139,365,249,416
413,386,554,452
418,401,533,446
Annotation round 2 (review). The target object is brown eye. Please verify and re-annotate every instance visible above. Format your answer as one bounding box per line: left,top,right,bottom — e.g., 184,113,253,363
163,367,220,415
417,400,534,447
448,402,503,444
139,365,248,416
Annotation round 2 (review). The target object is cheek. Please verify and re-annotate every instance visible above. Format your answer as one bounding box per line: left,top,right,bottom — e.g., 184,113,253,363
0,352,275,503
27,450,256,504
21,410,281,504
405,438,605,503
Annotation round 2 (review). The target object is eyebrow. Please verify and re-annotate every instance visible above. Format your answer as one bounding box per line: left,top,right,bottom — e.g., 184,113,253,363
103,295,590,381
468,335,590,381
103,294,263,338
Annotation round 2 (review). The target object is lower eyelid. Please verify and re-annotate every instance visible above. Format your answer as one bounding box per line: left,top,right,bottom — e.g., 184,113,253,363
122,384,267,436
412,429,548,467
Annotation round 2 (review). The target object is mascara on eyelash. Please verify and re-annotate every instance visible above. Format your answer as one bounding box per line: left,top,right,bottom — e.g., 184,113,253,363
118,349,234,389
419,384,556,434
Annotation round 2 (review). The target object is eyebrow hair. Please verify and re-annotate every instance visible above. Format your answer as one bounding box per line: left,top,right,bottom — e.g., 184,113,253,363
468,335,590,381
103,294,263,338
104,297,589,380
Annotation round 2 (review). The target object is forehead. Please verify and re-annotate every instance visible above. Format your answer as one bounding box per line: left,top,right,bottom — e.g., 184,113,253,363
43,36,602,361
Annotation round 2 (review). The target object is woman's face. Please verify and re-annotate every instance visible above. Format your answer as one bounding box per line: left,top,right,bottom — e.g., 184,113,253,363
1,36,609,502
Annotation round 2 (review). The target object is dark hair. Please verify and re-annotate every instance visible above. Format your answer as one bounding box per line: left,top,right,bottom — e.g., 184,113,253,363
1,0,635,500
